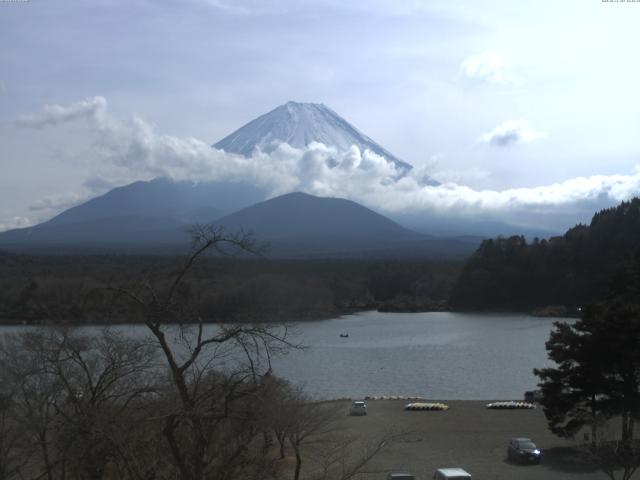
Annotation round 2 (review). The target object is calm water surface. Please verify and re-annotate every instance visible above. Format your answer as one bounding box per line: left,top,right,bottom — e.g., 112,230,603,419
271,311,562,400
1,311,565,400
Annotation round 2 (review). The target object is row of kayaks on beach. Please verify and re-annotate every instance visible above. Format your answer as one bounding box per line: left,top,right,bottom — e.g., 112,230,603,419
405,402,450,411
486,401,536,409
403,401,536,411
365,395,426,401
350,397,537,412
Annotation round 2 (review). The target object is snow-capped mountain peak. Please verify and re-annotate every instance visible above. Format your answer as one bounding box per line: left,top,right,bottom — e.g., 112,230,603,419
214,101,413,172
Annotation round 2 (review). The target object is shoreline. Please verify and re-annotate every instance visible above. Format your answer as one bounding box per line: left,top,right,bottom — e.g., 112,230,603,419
0,307,578,327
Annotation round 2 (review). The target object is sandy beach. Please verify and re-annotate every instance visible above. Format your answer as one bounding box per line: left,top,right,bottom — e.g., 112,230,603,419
329,399,604,480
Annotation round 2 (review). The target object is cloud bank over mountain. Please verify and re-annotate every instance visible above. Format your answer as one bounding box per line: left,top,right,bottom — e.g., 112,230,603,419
10,97,640,232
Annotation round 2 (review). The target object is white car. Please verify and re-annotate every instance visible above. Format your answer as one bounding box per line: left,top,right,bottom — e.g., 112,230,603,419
349,400,367,416
432,468,472,479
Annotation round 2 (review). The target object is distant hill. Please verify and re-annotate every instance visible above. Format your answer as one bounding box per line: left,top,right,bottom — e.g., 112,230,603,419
0,178,266,248
0,190,479,258
450,198,640,311
391,212,559,240
214,192,477,258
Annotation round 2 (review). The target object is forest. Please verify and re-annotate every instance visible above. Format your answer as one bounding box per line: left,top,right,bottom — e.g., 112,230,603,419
450,198,640,312
4,198,640,324
0,249,461,325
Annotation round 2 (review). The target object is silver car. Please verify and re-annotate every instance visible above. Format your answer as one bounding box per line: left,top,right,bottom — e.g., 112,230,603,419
432,468,472,479
386,473,414,480
349,400,367,416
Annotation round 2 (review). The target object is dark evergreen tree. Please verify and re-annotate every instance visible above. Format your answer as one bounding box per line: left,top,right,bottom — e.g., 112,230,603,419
451,198,640,311
533,310,609,443
535,251,640,479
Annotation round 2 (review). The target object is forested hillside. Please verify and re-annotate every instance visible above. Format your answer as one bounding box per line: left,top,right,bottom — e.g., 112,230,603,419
450,198,640,311
0,253,461,324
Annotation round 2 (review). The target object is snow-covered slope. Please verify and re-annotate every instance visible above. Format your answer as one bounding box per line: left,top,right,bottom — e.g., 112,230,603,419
214,101,413,172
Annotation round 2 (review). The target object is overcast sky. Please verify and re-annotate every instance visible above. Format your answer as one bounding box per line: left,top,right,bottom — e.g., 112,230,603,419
1,0,640,232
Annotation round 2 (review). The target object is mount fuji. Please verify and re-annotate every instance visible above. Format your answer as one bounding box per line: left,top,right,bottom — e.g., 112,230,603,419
215,101,413,172
0,101,485,255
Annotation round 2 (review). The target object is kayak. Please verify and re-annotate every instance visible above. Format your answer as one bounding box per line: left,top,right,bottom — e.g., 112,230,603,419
486,401,535,409
404,402,449,411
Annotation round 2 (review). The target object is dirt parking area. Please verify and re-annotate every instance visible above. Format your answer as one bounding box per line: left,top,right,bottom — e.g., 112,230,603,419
332,399,604,480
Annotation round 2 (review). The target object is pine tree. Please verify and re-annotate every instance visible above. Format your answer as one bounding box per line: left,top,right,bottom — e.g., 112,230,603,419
535,251,640,479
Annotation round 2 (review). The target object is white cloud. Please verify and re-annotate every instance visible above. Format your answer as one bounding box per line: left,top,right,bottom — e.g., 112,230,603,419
372,173,640,217
460,49,517,85
479,119,546,147
6,97,640,232
0,216,32,232
28,192,85,213
431,167,492,186
16,96,107,129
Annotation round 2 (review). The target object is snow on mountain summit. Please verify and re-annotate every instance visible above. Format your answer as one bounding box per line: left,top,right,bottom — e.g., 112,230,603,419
214,101,413,172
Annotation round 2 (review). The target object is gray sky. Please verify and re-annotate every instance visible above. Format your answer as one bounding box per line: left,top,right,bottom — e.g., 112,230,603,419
1,0,640,231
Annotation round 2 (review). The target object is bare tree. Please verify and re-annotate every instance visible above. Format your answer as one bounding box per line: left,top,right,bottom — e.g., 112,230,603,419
1,226,395,480
0,327,158,480
583,421,640,480
0,392,28,480
109,225,296,480
309,431,399,480
284,394,344,480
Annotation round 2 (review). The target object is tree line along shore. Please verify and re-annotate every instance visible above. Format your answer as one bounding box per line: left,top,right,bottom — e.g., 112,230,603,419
0,254,460,325
3,198,640,325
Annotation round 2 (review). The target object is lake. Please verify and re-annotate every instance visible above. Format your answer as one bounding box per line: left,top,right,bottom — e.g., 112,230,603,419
271,311,562,400
0,311,565,400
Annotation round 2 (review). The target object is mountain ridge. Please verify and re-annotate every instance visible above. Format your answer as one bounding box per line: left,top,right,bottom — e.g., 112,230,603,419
0,190,480,258
0,101,533,253
215,191,418,240
214,101,414,173
212,192,477,258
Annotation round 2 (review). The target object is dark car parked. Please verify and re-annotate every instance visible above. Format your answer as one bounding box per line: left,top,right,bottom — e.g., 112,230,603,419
507,437,541,464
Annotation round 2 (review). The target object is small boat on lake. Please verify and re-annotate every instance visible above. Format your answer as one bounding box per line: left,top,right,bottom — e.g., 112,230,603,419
339,333,349,338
